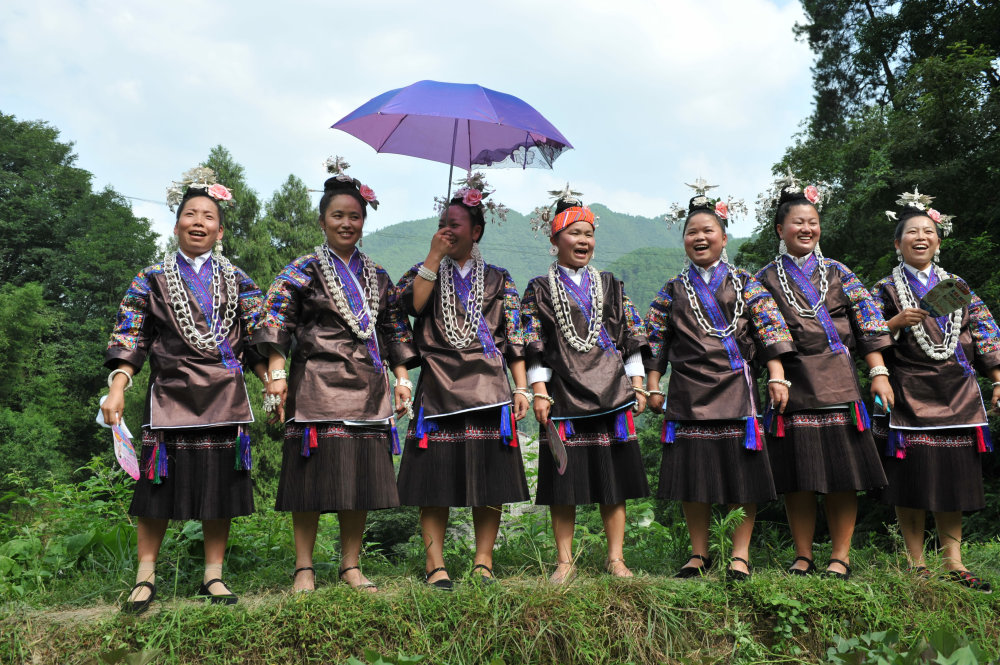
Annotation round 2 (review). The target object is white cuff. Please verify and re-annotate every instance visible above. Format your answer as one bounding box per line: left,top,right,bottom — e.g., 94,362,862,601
623,351,645,378
527,362,553,385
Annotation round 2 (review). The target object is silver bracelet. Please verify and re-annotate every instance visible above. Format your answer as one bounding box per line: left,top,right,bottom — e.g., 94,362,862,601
633,386,650,398
768,378,792,388
868,365,890,378
417,264,438,282
533,393,555,405
992,382,1000,388
394,377,414,390
270,369,288,381
647,390,665,397
512,388,533,400
107,368,134,391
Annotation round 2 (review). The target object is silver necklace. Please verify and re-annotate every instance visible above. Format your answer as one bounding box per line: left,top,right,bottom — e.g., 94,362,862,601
548,262,604,352
163,251,239,350
774,250,829,318
315,244,379,340
439,243,485,349
892,263,962,361
682,263,744,338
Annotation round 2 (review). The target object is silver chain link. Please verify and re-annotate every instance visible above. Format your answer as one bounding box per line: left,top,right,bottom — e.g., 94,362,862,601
681,263,744,338
548,262,604,352
163,252,239,350
315,244,379,340
773,250,829,318
438,243,485,349
892,263,962,360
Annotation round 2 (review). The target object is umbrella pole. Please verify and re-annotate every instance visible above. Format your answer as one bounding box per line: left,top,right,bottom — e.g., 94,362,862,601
445,118,458,202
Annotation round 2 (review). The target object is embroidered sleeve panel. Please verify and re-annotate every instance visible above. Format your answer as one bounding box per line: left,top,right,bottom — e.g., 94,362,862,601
831,259,890,337
617,276,649,359
741,268,794,351
644,276,678,372
396,264,422,317
957,276,1000,367
106,263,162,370
520,277,545,352
497,265,526,361
375,265,418,369
233,265,266,367
871,276,894,318
254,254,316,350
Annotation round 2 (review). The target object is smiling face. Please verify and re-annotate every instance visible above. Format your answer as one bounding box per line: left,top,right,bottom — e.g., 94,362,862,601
683,212,727,268
439,204,482,261
319,193,365,258
552,221,595,269
776,203,821,257
174,194,223,256
895,215,940,270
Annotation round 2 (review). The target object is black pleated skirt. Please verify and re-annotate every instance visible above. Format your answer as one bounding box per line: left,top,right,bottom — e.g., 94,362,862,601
535,411,649,506
873,419,985,512
768,409,887,494
275,422,400,512
129,427,254,521
657,420,777,504
396,407,529,507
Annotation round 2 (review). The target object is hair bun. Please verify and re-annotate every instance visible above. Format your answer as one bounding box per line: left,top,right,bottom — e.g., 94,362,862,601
777,186,808,207
554,197,583,215
323,175,361,193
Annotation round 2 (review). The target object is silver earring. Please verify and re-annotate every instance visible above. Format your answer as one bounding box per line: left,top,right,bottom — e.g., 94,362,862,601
720,248,729,264
213,238,223,257
549,245,558,256
896,249,903,263
778,238,788,255
934,248,940,264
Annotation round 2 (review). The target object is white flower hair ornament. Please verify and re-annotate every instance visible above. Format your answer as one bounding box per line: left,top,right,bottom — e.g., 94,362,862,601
665,177,748,228
323,155,379,210
434,171,509,223
755,168,831,225
529,183,598,236
884,187,954,237
166,165,235,212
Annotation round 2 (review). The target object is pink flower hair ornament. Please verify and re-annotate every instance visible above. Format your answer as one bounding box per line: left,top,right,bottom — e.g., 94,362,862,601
166,165,236,212
323,155,379,210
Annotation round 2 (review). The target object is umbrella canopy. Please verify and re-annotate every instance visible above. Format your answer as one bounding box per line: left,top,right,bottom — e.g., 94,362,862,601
332,80,573,171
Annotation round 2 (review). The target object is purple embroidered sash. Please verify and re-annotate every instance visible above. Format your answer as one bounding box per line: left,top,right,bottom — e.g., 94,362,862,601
905,269,973,376
689,264,744,372
781,254,847,355
176,255,241,372
557,269,614,353
453,266,500,358
334,251,383,370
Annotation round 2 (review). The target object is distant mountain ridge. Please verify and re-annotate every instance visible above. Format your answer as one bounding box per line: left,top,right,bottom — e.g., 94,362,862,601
362,203,742,312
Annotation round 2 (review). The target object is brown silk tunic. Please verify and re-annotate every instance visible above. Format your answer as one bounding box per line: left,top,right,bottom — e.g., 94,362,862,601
646,268,796,421
756,257,892,412
398,262,524,418
252,253,418,423
105,259,265,428
873,274,1000,429
522,272,648,419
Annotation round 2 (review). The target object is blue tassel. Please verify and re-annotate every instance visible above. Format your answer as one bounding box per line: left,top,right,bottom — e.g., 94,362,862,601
977,425,993,453
613,411,628,441
390,423,401,455
762,406,774,432
886,428,906,459
857,400,871,431
155,442,168,481
236,427,252,470
661,420,676,444
415,407,426,440
301,426,311,458
500,404,512,445
743,417,762,451
563,418,574,438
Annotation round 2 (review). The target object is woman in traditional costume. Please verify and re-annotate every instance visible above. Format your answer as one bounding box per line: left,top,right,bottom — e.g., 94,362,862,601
646,185,794,581
871,189,1000,592
521,186,650,583
253,158,417,592
395,173,530,589
102,167,266,613
754,175,892,580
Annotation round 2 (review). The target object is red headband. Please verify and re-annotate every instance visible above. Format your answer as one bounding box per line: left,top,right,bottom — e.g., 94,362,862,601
551,206,595,236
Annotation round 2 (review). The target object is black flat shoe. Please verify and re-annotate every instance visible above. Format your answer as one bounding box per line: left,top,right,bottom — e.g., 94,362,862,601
424,566,453,591
196,578,238,605
122,581,156,615
726,557,752,583
674,553,712,579
787,555,816,576
471,563,495,585
339,565,377,591
945,570,992,593
822,558,851,581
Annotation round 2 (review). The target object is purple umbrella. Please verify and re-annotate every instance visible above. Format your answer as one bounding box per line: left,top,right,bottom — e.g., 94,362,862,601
332,80,573,198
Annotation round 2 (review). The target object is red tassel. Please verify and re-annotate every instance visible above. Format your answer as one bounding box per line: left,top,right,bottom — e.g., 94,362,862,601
626,410,635,436
976,427,987,453
776,414,786,438
510,413,519,448
419,433,428,449
309,426,318,449
558,421,566,440
754,418,764,451
854,403,865,432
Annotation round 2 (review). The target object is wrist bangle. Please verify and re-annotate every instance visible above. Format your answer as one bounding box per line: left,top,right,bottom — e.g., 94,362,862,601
992,382,1000,388
647,390,665,397
533,394,555,405
394,377,414,389
512,388,533,400
868,366,889,378
107,368,133,391
270,369,288,381
633,386,650,398
768,378,792,388
417,264,438,282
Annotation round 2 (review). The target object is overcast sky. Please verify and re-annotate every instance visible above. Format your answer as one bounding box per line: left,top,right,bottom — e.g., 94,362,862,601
1,0,814,242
